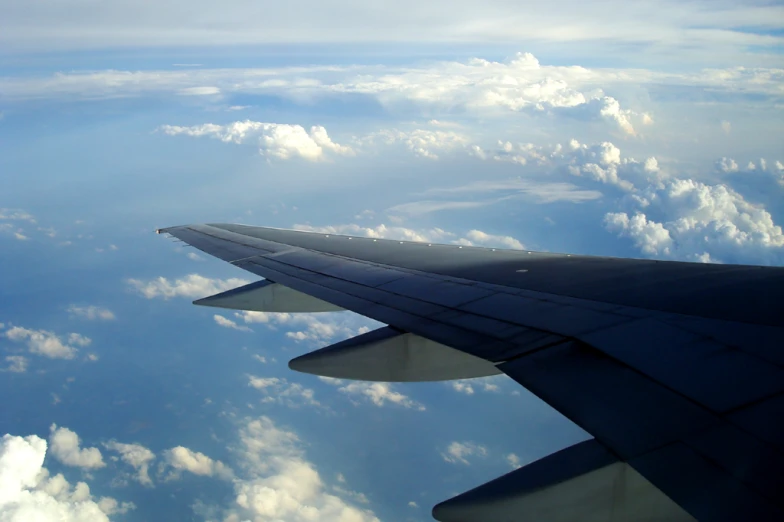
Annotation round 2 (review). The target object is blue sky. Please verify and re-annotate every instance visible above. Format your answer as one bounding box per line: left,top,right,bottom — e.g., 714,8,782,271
1,1,783,520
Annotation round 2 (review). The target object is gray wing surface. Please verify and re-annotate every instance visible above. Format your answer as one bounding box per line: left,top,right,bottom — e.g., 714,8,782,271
159,223,784,522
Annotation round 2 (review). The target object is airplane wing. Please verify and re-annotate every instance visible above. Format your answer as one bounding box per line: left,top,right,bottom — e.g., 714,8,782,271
158,223,784,522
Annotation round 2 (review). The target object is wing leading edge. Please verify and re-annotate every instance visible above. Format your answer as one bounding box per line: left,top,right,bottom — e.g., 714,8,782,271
158,223,784,521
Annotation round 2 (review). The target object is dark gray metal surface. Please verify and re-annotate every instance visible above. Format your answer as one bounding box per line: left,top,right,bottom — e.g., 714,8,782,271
159,223,784,521
211,223,784,326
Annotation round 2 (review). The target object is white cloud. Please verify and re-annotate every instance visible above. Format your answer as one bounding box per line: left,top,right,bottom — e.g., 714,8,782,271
3,1,784,69
506,453,522,469
324,53,643,134
470,138,660,192
48,424,105,469
358,128,469,159
716,156,739,173
127,273,249,300
605,212,674,257
595,96,637,135
178,86,221,96
293,222,527,252
408,501,418,508
450,381,475,395
321,379,425,410
4,326,90,359
163,446,233,480
449,376,504,394
247,375,320,408
103,441,156,487
67,305,115,321
0,208,36,222
96,497,137,516
214,314,253,332
223,416,380,522
0,432,131,521
3,356,28,373
186,252,203,261
235,310,379,346
457,229,524,250
0,210,47,243
160,121,353,161
441,441,488,465
605,177,784,264
0,224,29,241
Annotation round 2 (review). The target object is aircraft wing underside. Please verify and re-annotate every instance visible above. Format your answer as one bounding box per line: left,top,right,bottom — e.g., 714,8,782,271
158,223,784,522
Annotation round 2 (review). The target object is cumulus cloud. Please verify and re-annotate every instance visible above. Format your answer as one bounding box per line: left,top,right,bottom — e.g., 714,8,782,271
163,446,233,480
358,128,469,159
0,209,50,243
456,230,525,250
96,497,137,516
595,96,637,135
293,222,527,251
48,424,105,469
160,121,353,161
320,378,425,410
214,314,253,332
506,453,522,469
605,212,674,257
127,273,249,299
293,223,456,243
103,441,156,487
4,326,91,359
223,416,379,522
605,177,784,264
441,441,488,465
0,223,29,241
449,376,504,394
234,310,379,346
0,432,131,520
716,157,739,173
451,381,475,395
470,138,661,192
247,375,320,408
0,208,36,222
67,305,115,321
725,157,784,188
3,355,28,373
